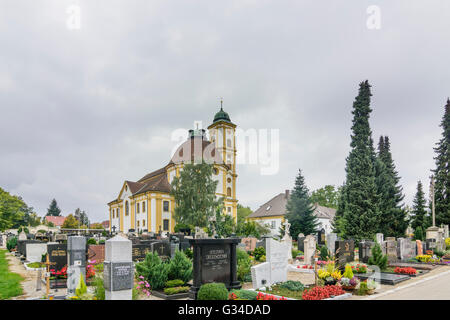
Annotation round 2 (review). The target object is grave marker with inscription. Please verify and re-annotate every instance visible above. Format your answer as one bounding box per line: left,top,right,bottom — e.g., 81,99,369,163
335,240,355,267
189,238,241,299
104,235,134,300
47,243,67,271
67,236,86,297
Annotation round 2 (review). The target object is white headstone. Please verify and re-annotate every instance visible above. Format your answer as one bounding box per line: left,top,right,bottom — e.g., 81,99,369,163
280,220,292,262
25,243,47,262
250,238,288,289
104,234,133,300
326,233,337,255
444,225,449,239
376,233,384,245
304,235,316,266
18,231,27,241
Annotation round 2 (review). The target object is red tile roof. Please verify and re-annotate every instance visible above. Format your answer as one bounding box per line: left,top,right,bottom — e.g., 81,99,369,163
44,216,66,226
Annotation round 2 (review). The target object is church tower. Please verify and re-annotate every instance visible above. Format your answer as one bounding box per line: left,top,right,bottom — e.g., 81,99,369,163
207,101,238,221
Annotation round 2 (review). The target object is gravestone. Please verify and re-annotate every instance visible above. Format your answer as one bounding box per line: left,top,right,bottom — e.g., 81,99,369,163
151,241,171,261
376,233,384,245
444,225,449,239
398,238,416,261
104,235,134,300
241,237,257,252
326,233,338,256
132,244,153,262
189,238,241,299
170,243,179,258
317,228,326,246
55,234,68,243
303,235,316,266
47,243,67,272
180,240,191,252
67,236,87,297
18,231,27,241
297,233,305,252
335,240,355,268
425,238,436,251
251,238,288,289
416,240,423,256
25,243,47,262
385,239,398,263
194,227,208,239
358,241,375,263
280,220,292,261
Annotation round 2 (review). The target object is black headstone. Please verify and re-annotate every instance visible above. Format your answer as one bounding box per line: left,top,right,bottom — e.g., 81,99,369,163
358,241,375,263
132,244,153,262
47,243,68,272
318,229,326,246
189,238,241,300
151,241,171,261
297,236,305,252
335,240,355,267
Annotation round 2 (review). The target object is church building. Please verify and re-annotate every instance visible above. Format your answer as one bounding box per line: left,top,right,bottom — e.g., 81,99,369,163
108,105,238,234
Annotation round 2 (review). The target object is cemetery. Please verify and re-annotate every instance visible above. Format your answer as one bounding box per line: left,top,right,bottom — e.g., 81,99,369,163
1,220,449,301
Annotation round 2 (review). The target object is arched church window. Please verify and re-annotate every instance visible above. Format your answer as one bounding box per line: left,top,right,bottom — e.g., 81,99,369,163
227,139,232,148
227,187,232,197
125,201,129,216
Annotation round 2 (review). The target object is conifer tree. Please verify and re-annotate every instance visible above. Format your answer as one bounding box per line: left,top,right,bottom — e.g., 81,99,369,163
285,169,319,237
339,80,380,241
410,181,430,232
46,199,61,216
376,136,407,237
368,243,387,271
432,99,450,225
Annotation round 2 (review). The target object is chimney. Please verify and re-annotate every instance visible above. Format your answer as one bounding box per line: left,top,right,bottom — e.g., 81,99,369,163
285,190,290,199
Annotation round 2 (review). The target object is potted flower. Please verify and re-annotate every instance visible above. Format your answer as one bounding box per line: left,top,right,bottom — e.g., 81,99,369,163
325,276,336,286
340,277,358,290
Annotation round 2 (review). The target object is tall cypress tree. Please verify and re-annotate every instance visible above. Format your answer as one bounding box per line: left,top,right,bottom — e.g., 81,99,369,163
410,181,430,231
340,80,380,242
285,169,319,237
432,99,450,226
376,136,407,237
46,199,61,216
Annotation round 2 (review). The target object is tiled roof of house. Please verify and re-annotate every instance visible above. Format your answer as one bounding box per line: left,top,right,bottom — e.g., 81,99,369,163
44,216,66,226
247,191,336,220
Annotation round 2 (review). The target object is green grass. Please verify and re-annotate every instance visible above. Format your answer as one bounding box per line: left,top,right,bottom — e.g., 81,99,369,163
264,284,305,300
0,249,24,299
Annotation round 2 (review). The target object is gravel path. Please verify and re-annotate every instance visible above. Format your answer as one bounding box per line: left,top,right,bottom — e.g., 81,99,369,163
6,251,67,300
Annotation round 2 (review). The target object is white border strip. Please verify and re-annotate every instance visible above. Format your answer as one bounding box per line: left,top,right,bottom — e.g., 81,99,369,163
362,269,450,300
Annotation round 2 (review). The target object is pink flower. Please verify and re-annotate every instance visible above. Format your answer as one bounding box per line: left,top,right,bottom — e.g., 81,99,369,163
145,283,150,287
136,286,140,289
139,276,144,279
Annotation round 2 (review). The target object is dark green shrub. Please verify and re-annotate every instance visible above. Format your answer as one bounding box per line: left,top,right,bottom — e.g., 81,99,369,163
229,289,258,300
163,286,189,295
434,250,445,258
320,245,329,261
168,250,192,283
279,280,304,292
292,249,301,259
236,248,252,282
165,279,184,288
414,226,424,241
37,229,46,234
17,227,29,234
135,252,169,290
87,238,97,245
41,253,47,263
99,240,105,244
237,248,249,261
253,246,266,261
197,283,228,300
183,248,193,259
7,237,17,251
368,243,388,271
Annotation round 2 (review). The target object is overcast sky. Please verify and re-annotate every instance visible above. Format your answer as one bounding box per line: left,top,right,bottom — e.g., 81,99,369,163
1,1,449,222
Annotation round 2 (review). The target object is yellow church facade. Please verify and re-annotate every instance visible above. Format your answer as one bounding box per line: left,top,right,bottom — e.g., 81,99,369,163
108,106,238,234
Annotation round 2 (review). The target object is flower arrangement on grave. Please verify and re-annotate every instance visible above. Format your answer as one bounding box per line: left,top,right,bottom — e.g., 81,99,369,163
136,276,151,297
394,267,417,275
445,238,450,250
86,264,96,279
256,292,287,300
50,265,67,279
339,275,358,290
302,285,345,300
300,265,314,269
416,254,431,262
349,262,368,273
